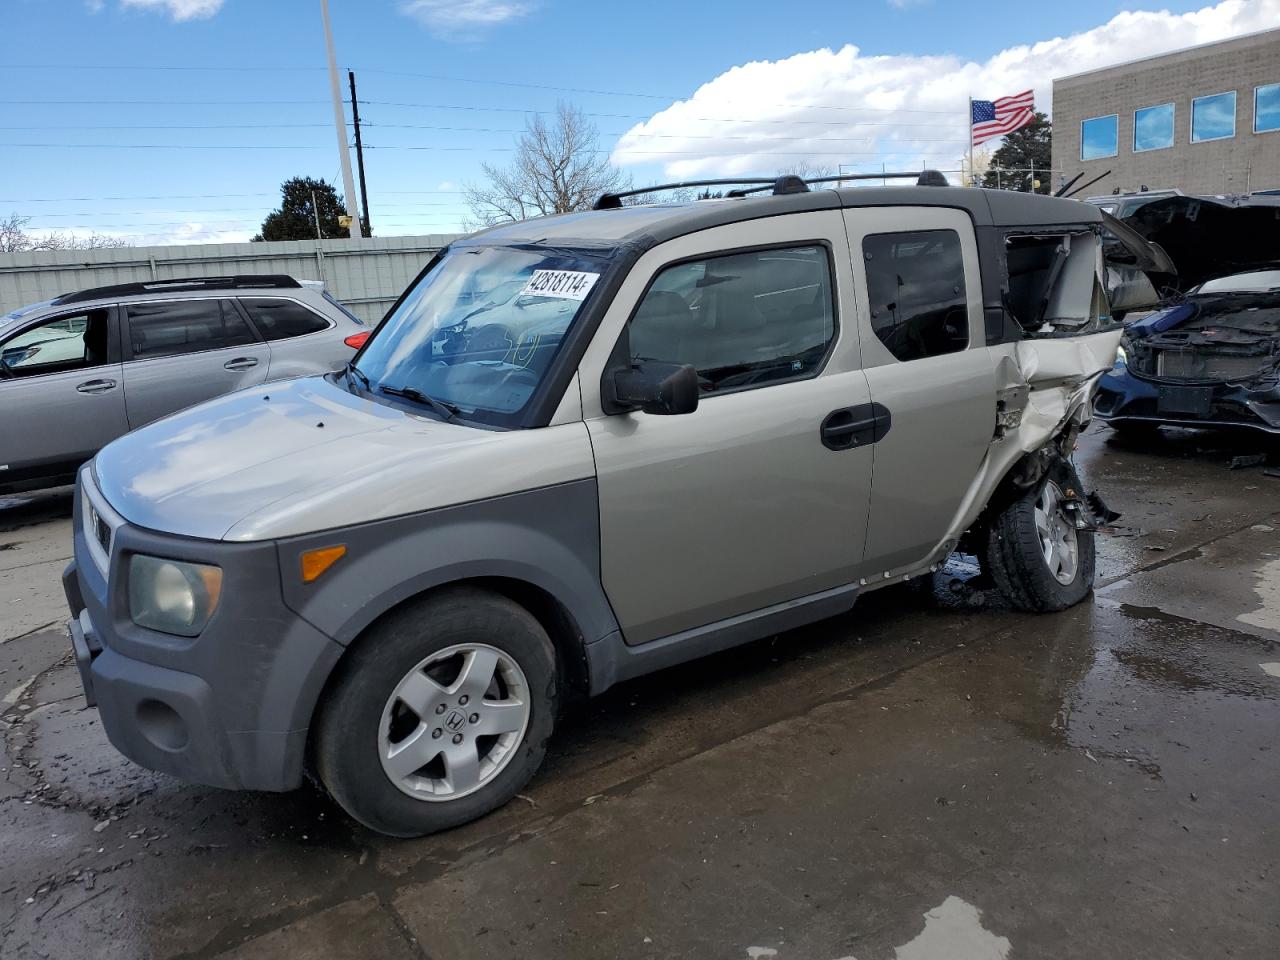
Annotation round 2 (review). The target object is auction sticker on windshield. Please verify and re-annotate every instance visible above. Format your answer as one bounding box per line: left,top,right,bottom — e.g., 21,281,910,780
520,270,600,301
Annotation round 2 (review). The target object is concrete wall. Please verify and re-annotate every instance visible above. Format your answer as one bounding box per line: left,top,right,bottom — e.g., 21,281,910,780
0,233,464,325
1052,28,1280,196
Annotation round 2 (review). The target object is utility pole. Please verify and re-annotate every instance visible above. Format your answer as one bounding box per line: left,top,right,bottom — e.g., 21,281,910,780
320,0,361,239
348,70,371,237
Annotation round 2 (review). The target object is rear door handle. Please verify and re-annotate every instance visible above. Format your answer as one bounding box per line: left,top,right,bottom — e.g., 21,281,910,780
224,357,259,371
76,378,117,394
821,402,892,450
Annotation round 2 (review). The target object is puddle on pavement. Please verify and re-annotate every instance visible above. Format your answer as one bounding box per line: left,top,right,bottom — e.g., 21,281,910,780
1237,557,1280,633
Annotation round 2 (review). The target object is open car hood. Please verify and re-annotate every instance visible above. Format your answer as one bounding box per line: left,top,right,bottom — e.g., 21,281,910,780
1119,194,1280,293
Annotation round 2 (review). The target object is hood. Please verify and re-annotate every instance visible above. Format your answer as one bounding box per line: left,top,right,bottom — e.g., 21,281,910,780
93,375,595,542
1119,194,1280,292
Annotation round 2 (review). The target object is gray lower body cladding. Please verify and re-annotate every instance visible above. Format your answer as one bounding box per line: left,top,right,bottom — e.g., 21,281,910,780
64,495,343,791
65,478,617,792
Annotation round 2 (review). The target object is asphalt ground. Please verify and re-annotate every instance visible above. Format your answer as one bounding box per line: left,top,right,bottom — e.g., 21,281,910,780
1,422,1278,960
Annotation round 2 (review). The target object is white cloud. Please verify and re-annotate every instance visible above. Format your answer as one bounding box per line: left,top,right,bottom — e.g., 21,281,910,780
611,0,1280,180
400,0,533,40
119,0,224,21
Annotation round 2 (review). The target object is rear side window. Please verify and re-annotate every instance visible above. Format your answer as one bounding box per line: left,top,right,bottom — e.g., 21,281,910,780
862,230,968,362
240,298,331,341
628,245,836,394
126,299,255,360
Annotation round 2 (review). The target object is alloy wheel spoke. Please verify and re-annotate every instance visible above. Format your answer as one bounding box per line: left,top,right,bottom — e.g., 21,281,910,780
473,700,526,736
442,741,482,794
453,648,500,700
395,670,448,719
384,725,440,780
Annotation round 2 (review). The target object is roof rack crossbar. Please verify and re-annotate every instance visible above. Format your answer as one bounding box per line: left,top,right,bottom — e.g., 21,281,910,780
593,178,778,210
52,274,301,306
728,170,950,197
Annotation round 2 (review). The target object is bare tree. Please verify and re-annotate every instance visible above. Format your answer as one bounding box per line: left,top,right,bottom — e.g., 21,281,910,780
0,213,129,252
464,102,630,229
0,214,32,253
776,161,837,182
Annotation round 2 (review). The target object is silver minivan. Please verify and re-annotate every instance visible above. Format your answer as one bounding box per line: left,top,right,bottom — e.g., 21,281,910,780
64,175,1153,837
0,275,368,493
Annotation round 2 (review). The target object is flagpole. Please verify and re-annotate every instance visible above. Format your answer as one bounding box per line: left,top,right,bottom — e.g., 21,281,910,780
967,97,974,187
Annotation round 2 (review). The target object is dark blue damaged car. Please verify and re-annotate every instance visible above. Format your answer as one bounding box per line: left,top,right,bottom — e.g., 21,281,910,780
1092,194,1280,436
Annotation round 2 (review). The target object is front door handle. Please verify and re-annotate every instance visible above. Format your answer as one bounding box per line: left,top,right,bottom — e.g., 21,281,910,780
76,378,117,394
821,402,891,451
224,357,259,372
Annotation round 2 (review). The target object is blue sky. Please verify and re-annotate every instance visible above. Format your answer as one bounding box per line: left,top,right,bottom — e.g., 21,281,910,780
4,0,1274,244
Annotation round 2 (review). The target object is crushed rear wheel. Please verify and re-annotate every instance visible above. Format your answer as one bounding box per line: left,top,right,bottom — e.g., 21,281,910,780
985,461,1095,612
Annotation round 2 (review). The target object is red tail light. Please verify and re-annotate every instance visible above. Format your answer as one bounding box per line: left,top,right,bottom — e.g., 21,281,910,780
344,331,371,349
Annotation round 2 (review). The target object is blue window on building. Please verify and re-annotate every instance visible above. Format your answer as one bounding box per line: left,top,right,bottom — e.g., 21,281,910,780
1191,91,1236,142
1080,115,1118,160
1133,103,1174,152
1256,83,1280,134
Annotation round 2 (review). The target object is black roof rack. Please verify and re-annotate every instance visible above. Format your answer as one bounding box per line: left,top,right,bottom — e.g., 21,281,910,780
594,170,953,209
52,274,301,306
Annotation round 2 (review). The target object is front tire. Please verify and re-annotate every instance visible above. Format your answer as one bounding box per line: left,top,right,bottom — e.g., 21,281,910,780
315,587,557,837
985,462,1095,612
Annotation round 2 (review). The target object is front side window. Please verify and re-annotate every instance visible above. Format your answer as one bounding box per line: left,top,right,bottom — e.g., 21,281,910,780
1134,103,1174,152
354,245,614,422
126,299,256,360
1191,91,1236,143
1256,83,1280,134
1081,115,1118,160
240,298,330,341
0,309,110,378
627,245,835,395
862,230,968,362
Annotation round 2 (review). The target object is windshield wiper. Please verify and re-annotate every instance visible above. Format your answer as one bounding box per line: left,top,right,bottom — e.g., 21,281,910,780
379,384,461,422
345,360,371,392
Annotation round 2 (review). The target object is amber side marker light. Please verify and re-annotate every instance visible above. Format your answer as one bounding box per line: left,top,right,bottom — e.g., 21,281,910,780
301,545,347,583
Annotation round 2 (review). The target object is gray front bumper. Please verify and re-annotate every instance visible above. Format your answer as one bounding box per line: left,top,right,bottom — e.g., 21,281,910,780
65,477,346,792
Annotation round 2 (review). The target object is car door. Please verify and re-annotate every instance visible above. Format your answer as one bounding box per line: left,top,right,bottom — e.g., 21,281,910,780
237,296,344,379
120,297,271,429
0,306,128,481
580,211,877,645
842,207,996,574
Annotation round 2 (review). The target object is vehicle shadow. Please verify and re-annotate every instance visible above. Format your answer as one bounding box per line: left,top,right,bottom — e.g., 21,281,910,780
0,485,74,534
1100,422,1280,465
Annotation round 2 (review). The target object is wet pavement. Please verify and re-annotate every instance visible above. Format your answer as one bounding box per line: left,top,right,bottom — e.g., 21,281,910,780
1,424,1278,959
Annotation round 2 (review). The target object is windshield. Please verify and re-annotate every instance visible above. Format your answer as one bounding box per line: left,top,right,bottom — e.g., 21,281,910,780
1194,269,1280,295
354,244,613,424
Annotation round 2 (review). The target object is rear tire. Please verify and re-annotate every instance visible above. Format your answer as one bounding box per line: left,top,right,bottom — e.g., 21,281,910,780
315,587,557,837
985,461,1095,612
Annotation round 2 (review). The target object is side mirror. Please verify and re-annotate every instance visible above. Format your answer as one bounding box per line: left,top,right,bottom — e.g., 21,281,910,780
610,361,699,416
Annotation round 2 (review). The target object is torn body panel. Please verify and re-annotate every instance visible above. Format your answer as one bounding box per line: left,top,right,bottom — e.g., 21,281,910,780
859,229,1123,589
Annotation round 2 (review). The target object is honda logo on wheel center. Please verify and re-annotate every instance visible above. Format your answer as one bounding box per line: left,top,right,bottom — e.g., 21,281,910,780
445,710,466,732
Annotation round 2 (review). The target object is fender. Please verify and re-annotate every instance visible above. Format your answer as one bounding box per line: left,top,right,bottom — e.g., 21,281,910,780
274,478,619,650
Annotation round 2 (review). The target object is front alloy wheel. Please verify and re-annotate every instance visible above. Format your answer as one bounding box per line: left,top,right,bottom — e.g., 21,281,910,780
380,643,530,801
315,588,558,837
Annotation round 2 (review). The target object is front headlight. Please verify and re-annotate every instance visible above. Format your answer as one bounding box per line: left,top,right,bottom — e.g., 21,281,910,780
1115,344,1128,367
128,555,222,637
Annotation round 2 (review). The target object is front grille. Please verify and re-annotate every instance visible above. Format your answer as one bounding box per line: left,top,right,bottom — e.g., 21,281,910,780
81,481,119,576
1155,349,1269,382
92,509,111,555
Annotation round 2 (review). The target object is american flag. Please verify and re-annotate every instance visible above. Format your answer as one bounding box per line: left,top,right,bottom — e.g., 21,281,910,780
971,90,1035,146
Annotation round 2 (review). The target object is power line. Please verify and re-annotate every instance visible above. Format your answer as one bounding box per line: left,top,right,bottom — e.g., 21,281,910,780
1,62,958,114
1,191,463,202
